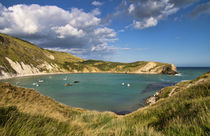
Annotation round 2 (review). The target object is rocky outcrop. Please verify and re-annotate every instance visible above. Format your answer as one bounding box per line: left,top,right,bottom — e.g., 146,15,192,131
132,62,177,75
136,62,158,72
146,71,210,105
0,57,62,79
146,92,160,105
5,57,41,75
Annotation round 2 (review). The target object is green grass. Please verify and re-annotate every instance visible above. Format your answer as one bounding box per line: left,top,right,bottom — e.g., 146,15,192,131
0,106,71,136
0,33,208,135
0,33,82,74
62,60,175,74
0,33,177,75
128,82,210,136
0,72,209,135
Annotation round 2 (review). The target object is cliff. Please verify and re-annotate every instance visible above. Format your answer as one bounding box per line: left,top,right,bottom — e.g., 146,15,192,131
0,72,209,135
0,33,177,79
146,71,210,105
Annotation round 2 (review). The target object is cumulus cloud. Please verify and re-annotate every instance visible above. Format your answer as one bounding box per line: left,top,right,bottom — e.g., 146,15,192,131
127,0,201,29
0,3,117,59
134,17,158,29
52,24,85,38
127,0,178,29
46,45,130,60
190,2,210,17
92,1,103,6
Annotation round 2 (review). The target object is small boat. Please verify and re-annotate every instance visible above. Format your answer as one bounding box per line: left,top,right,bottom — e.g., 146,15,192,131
127,84,130,87
38,80,44,83
32,82,37,86
64,83,72,86
36,84,39,87
63,77,68,80
121,82,125,86
73,81,79,83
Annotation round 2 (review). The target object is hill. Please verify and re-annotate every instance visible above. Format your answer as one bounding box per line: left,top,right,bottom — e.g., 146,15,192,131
0,71,209,135
0,33,177,79
0,33,82,78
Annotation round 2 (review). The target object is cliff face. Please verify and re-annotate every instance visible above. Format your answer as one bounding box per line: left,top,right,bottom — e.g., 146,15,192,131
0,33,82,79
0,33,177,79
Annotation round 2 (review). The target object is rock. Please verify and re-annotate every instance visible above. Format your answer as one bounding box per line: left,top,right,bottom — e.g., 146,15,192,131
146,96,157,105
137,62,157,72
161,65,178,75
5,57,40,75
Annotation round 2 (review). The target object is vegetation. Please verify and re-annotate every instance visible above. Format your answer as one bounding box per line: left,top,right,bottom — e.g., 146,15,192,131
0,72,209,135
0,33,177,75
63,59,176,74
0,33,82,73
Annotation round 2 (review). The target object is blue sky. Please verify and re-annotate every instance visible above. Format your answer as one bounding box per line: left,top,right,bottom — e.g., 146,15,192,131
0,0,210,66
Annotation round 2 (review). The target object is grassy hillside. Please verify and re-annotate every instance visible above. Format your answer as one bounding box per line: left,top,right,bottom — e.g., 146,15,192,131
61,59,177,75
0,72,209,135
0,33,177,77
0,33,82,74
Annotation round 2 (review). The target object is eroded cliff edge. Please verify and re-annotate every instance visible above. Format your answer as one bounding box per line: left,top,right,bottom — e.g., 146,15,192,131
0,33,177,79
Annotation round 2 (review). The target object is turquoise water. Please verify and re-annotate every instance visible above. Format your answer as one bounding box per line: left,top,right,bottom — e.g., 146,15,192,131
2,67,210,114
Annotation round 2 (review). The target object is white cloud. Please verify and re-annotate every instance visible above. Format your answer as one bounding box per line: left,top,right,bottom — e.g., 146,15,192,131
126,0,181,29
94,27,116,37
134,17,158,29
92,1,103,6
91,8,101,16
52,24,85,38
108,0,200,30
46,45,129,60
0,3,117,59
46,45,130,60
128,4,135,14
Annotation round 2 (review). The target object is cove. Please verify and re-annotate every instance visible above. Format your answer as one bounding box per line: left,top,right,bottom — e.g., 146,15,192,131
2,67,209,114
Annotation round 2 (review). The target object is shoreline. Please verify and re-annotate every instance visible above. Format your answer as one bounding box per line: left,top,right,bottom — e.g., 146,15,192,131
2,70,208,116
0,79,173,116
0,71,179,116
0,71,175,80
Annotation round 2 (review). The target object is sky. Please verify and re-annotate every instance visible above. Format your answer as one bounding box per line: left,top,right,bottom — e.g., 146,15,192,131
0,0,210,67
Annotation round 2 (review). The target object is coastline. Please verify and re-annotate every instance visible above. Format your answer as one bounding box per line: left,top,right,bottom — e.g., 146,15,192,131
0,71,177,80
0,70,209,116
0,80,162,115
0,71,209,135
0,71,180,116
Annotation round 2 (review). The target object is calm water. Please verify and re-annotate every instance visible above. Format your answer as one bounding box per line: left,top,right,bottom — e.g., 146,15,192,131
2,67,210,114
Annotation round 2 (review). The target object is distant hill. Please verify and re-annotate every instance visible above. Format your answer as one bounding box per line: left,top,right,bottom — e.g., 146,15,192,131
0,71,209,135
0,33,177,79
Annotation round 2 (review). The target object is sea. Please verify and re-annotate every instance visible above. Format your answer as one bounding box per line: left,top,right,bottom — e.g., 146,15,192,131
2,67,210,114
